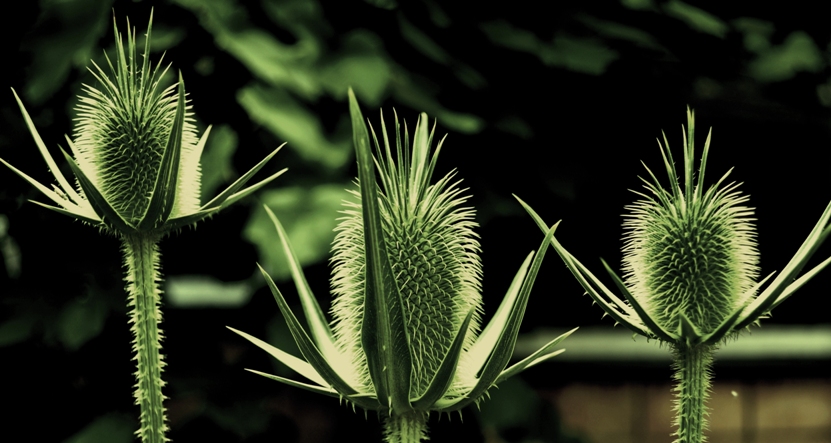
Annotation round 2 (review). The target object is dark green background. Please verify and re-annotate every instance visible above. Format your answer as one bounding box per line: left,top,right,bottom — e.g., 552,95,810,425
1,1,829,442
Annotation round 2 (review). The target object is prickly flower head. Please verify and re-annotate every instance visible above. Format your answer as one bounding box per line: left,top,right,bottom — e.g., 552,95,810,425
229,91,572,442
329,109,484,402
621,109,759,338
2,14,285,237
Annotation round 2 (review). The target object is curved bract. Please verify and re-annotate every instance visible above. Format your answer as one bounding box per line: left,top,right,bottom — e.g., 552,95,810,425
1,12,286,237
229,90,575,441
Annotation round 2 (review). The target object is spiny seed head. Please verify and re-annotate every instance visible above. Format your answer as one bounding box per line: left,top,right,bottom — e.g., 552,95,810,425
73,14,201,229
621,109,759,336
329,111,483,400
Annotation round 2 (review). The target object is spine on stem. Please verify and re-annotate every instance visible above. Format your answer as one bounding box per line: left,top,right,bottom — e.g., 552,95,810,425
124,234,168,443
384,411,429,443
671,344,714,443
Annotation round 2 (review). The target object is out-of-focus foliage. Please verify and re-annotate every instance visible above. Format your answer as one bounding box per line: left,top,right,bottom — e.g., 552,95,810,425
3,0,831,442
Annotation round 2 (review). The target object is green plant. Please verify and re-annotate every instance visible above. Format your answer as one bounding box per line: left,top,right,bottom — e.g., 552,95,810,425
1,13,284,443
518,108,831,443
228,89,576,443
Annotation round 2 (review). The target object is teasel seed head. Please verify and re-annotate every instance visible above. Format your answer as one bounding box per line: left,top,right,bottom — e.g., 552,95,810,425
73,18,201,227
621,108,759,337
329,109,484,399
2,11,286,237
228,91,574,432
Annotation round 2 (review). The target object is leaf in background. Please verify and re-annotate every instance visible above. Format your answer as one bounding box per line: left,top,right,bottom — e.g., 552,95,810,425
0,215,21,279
243,184,351,281
480,21,618,75
62,413,134,443
0,314,37,347
576,14,666,51
664,0,728,38
747,31,823,83
199,124,238,202
57,292,109,351
21,0,112,104
238,85,351,170
398,14,486,89
733,17,775,53
165,275,252,308
320,30,392,106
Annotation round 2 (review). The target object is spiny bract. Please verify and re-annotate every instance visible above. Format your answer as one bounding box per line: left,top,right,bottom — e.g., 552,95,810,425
229,90,573,443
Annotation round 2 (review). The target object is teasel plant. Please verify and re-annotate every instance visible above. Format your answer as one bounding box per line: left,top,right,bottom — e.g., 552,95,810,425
1,12,285,443
227,89,576,443
517,108,831,443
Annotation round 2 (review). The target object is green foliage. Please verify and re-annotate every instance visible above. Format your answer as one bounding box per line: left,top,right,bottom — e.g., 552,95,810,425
62,414,135,443
243,184,350,281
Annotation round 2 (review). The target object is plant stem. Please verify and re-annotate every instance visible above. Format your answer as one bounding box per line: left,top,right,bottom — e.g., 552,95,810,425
124,233,168,443
671,343,714,443
383,411,428,443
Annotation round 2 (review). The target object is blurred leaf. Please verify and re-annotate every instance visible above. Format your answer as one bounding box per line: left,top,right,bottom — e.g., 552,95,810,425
238,84,351,170
0,215,21,279
481,21,618,75
576,14,665,51
495,116,534,140
478,376,541,430
320,30,392,106
221,29,321,97
398,13,486,89
261,0,328,36
664,0,728,38
200,124,238,202
541,35,618,75
733,17,775,53
57,292,108,351
165,275,253,308
748,31,823,82
0,313,37,347
22,0,112,104
243,184,351,281
206,401,270,437
621,0,657,11
62,413,134,443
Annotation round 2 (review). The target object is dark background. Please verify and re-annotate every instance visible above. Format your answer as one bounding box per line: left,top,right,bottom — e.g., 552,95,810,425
1,0,829,442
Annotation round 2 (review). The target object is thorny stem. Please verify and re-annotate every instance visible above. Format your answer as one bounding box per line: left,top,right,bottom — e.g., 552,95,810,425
383,411,429,443
671,343,714,443
124,234,168,442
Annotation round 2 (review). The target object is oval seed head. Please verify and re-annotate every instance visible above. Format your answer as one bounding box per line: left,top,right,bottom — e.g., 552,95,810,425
329,112,483,399
72,16,201,229
621,109,759,336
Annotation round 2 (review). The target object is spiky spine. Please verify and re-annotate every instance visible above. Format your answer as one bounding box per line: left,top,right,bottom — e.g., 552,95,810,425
124,234,168,442
384,411,429,443
671,344,714,443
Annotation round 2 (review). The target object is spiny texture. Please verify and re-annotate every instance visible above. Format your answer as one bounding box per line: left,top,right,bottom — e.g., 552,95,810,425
73,18,200,226
671,344,714,443
124,234,168,442
329,116,483,399
621,119,759,335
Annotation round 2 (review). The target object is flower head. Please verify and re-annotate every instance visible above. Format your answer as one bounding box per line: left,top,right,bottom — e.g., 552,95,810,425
228,90,573,436
519,108,831,346
2,12,285,237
